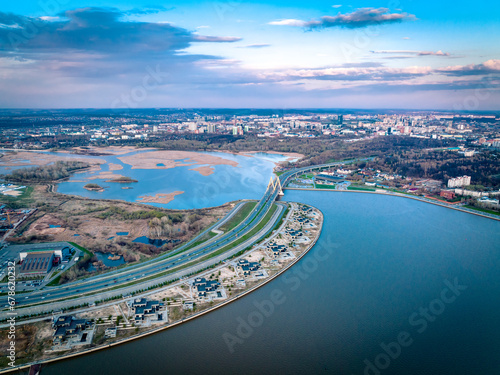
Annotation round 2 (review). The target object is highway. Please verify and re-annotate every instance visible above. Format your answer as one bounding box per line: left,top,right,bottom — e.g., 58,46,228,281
0,159,355,316
0,171,289,313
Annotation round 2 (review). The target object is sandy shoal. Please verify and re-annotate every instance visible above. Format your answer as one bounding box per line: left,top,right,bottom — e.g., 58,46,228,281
189,166,215,176
0,151,106,167
87,172,126,181
137,191,184,204
108,163,124,171
118,150,238,170
68,146,156,155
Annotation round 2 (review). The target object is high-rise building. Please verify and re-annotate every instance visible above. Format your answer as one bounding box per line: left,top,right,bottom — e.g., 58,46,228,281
448,176,471,188
233,126,243,136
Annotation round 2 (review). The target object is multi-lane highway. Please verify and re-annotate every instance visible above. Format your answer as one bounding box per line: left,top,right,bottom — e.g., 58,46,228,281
0,168,290,313
0,159,354,316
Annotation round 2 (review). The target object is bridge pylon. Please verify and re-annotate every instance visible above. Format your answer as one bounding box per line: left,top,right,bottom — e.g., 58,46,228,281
267,176,284,196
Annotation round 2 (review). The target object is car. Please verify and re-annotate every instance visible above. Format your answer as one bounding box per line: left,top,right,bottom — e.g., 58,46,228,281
41,297,45,300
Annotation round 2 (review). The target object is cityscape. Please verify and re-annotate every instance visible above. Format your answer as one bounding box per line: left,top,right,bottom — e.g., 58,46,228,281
0,1,499,375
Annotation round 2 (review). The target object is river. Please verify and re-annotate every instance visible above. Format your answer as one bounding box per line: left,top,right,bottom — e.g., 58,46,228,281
1,150,292,209
41,190,500,375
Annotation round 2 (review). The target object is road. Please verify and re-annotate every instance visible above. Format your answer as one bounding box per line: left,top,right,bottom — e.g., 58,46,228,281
0,178,288,316
0,159,358,318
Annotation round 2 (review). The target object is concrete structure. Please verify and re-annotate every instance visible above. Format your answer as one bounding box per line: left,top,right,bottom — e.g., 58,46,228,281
129,298,165,325
19,247,70,263
440,190,456,200
53,315,92,347
192,277,220,298
236,259,260,277
19,252,55,277
454,188,487,198
448,175,471,188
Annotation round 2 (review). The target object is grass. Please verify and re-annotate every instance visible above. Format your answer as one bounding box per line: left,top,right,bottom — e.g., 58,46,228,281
347,186,376,192
68,242,93,256
14,203,284,309
464,205,500,216
207,204,278,260
111,204,280,291
220,201,257,232
0,185,34,208
178,231,218,253
299,174,314,179
47,275,62,286
315,184,337,190
45,243,94,286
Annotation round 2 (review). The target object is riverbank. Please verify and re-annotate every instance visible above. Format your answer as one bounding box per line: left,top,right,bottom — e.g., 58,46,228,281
0,202,323,374
286,187,500,222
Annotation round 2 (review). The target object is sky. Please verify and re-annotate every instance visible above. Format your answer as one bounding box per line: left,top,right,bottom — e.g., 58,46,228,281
0,1,499,109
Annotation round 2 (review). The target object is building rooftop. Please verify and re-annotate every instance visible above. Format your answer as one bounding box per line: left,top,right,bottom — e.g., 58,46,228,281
20,252,53,274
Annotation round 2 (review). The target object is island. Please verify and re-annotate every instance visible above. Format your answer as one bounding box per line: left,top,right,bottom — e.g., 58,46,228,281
83,183,104,192
105,176,138,183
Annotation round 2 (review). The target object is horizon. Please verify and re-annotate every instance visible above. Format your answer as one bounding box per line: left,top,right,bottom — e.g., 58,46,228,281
1,107,499,114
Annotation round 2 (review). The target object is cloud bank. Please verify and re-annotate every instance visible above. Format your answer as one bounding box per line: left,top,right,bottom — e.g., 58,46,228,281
269,8,416,30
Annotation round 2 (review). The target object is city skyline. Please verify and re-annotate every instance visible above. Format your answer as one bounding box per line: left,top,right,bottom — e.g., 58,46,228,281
1,1,499,109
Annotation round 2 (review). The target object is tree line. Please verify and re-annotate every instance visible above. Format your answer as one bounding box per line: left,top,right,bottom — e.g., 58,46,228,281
4,161,91,182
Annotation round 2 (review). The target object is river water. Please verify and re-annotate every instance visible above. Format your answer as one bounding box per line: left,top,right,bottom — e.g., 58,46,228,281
0,150,291,210
42,190,500,375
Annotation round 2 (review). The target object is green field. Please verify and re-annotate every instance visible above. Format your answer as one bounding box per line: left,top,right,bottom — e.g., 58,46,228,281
464,205,500,216
315,184,337,190
347,186,376,192
299,173,315,179
177,230,218,253
220,201,257,232
0,185,34,208
205,203,278,260
68,241,93,256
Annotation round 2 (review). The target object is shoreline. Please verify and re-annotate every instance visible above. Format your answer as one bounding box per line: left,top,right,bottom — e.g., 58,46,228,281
0,204,323,374
286,187,500,222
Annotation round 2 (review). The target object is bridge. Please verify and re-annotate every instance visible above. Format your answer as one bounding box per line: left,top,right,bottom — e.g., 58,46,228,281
0,159,358,318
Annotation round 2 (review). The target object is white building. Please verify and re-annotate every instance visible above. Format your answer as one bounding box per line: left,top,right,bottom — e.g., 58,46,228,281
448,175,471,188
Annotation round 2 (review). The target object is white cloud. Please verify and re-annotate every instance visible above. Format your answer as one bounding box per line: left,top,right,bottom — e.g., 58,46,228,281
370,50,450,57
269,8,416,30
268,19,307,27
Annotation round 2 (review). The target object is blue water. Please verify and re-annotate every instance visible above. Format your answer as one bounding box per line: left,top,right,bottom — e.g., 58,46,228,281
116,232,129,236
87,252,126,271
132,236,173,248
42,191,500,375
53,150,286,209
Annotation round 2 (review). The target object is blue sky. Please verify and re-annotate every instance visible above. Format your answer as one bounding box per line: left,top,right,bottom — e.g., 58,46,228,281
0,1,499,109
